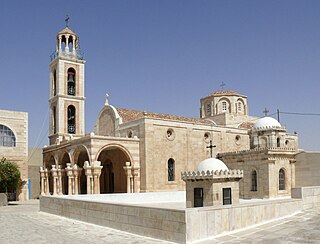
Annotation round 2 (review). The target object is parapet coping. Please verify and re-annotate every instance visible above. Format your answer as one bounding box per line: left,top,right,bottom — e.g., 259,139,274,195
181,169,243,181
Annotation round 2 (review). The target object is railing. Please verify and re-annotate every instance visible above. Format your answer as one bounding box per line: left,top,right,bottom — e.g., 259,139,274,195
50,50,84,61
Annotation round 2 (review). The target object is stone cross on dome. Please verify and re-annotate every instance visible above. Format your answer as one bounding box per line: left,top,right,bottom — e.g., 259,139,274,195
206,140,216,158
220,82,226,89
65,15,70,27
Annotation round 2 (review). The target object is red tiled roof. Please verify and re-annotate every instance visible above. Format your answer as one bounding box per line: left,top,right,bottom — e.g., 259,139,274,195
116,108,214,125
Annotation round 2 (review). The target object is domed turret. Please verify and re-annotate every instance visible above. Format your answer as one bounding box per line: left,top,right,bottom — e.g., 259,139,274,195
196,158,229,172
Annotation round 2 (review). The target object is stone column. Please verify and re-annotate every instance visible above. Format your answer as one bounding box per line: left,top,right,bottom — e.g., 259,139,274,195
66,163,74,195
65,35,70,53
132,166,141,193
51,165,58,195
73,164,80,195
72,38,76,56
123,162,132,193
39,167,45,195
84,161,93,194
92,161,102,194
58,36,62,52
44,168,50,195
57,165,63,195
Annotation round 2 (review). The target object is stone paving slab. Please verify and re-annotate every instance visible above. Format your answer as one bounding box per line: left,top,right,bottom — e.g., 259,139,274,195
0,200,174,244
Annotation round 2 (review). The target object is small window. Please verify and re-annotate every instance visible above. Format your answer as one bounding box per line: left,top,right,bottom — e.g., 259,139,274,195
53,70,57,96
222,101,227,112
67,105,76,134
53,106,57,134
127,130,133,138
207,103,211,114
194,188,204,207
279,169,285,190
238,102,242,111
223,188,232,205
0,124,16,147
277,137,281,147
166,128,175,140
251,170,257,191
168,158,175,181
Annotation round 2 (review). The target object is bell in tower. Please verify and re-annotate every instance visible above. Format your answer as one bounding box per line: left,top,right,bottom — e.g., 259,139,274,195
48,17,86,145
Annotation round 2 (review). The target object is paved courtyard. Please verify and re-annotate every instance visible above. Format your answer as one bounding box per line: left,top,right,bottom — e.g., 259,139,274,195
1,200,320,243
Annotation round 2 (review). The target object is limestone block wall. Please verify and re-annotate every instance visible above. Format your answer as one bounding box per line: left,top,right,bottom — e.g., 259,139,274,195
28,148,43,199
40,196,186,243
185,198,302,243
0,109,28,201
140,118,249,192
292,186,320,209
295,152,320,187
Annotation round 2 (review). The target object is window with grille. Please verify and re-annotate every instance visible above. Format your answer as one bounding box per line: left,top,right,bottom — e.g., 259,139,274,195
0,124,16,147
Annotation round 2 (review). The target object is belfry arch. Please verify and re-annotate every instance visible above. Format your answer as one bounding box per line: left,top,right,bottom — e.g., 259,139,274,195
97,145,133,194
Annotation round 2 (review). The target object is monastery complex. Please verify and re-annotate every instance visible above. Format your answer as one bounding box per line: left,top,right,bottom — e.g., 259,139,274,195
1,22,320,243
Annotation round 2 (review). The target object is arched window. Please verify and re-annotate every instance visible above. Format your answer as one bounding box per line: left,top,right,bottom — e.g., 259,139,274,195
277,137,281,147
222,101,227,112
67,105,76,134
53,106,57,134
168,158,175,181
0,124,16,147
206,103,211,115
251,170,257,191
279,169,285,190
67,68,76,96
53,70,57,96
238,102,242,112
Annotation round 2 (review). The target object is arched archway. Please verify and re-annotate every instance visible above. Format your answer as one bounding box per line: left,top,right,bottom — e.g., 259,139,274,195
74,146,89,194
97,145,132,194
45,155,55,195
60,152,71,195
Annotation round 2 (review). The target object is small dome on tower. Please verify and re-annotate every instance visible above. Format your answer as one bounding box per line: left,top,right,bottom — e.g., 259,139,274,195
196,158,229,172
253,117,281,129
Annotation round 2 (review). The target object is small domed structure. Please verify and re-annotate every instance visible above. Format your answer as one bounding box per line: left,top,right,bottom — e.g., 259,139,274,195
253,117,281,129
196,158,229,172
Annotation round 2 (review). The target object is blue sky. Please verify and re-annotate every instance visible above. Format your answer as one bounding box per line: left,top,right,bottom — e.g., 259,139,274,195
1,0,320,151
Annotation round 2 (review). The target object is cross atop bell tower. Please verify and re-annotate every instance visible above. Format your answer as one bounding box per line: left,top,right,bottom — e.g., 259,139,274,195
48,20,86,145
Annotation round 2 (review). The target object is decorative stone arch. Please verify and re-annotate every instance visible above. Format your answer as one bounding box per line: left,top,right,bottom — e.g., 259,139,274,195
73,145,90,194
216,97,231,114
96,144,136,194
95,105,122,136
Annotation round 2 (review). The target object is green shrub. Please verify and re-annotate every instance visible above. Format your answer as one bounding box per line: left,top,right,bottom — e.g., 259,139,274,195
0,158,21,193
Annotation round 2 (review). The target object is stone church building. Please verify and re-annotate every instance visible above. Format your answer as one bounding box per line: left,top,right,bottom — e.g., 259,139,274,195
41,25,299,199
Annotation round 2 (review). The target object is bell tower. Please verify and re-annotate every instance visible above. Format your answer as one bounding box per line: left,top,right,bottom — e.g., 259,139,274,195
48,19,85,145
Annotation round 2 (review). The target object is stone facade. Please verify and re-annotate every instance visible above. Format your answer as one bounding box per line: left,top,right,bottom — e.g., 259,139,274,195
0,109,28,201
28,148,43,199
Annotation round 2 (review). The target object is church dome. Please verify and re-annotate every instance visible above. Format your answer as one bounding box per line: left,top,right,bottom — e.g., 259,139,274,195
196,158,229,172
253,117,281,129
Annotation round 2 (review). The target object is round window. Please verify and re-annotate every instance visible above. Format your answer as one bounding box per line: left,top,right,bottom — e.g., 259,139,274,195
166,128,175,141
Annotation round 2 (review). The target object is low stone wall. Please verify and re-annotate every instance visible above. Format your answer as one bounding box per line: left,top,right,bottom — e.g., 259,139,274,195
0,193,7,206
185,198,302,243
40,196,186,243
292,186,320,209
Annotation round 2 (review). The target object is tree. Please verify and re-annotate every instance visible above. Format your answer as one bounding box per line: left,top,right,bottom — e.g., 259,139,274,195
0,158,21,193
